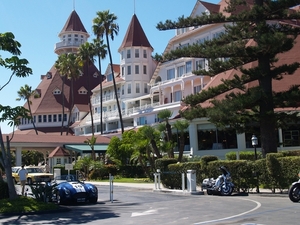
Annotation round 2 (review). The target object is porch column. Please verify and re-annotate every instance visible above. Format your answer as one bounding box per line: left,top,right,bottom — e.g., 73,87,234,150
15,147,22,166
278,128,283,150
188,123,198,155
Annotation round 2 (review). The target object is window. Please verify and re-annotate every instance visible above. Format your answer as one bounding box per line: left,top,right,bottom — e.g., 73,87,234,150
63,114,67,122
143,50,147,58
127,66,131,75
121,85,124,95
167,68,175,80
194,85,201,94
38,115,42,123
121,67,125,77
127,49,131,58
135,49,139,58
136,83,140,93
143,65,147,75
177,65,184,77
121,51,124,60
56,158,61,164
33,116,36,123
53,114,57,122
196,36,209,44
144,83,148,93
196,59,205,70
135,65,139,74
138,117,147,125
48,115,52,123
186,61,192,73
127,84,131,94
174,91,182,102
58,114,62,122
107,73,113,82
43,115,47,122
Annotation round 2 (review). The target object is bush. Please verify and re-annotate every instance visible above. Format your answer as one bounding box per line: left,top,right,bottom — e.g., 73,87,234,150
226,151,263,160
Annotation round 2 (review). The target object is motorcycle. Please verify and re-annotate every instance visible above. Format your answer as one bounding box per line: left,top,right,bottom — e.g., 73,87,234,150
202,166,234,196
288,172,300,202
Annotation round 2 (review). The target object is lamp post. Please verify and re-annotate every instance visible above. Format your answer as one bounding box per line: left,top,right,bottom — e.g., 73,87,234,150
251,134,259,193
251,134,258,160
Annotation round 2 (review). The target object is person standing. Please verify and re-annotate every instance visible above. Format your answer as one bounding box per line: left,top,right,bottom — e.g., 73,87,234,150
18,165,28,196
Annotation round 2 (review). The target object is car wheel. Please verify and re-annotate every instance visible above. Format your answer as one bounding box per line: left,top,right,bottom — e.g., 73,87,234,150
90,197,98,204
27,178,33,185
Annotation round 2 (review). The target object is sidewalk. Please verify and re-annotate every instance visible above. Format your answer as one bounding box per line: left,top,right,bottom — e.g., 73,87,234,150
88,181,288,197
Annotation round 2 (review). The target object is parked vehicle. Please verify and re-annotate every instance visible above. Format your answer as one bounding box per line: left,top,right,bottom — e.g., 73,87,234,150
12,166,54,184
202,166,234,196
51,174,98,205
288,172,300,202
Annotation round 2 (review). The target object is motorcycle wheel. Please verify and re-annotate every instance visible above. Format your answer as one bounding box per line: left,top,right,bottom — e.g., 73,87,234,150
289,183,300,203
221,184,233,196
207,189,213,195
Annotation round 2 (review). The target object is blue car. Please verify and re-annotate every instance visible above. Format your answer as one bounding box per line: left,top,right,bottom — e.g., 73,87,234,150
52,175,98,204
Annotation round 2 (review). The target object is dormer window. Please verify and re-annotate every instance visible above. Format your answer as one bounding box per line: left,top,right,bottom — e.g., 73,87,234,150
46,72,52,79
78,87,87,95
53,88,61,95
93,72,98,78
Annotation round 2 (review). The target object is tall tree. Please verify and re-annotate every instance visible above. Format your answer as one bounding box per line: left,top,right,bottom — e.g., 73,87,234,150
55,54,68,135
55,53,82,135
78,42,96,137
157,0,300,156
173,119,189,162
91,38,107,135
1,32,32,200
93,10,124,134
158,109,174,157
84,135,97,161
16,84,38,135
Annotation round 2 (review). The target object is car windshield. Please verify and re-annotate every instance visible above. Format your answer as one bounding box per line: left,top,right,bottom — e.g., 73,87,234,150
55,175,77,182
26,168,44,173
12,167,20,173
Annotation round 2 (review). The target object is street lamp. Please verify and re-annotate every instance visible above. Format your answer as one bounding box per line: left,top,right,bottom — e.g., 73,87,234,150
251,134,258,160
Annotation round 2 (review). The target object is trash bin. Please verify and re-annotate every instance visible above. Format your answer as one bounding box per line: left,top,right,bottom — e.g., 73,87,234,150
187,170,196,192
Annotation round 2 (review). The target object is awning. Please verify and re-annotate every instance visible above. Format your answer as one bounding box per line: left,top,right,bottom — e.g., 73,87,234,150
63,144,108,154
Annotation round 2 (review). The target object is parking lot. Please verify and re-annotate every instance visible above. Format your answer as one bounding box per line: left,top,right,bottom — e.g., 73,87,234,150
2,183,300,225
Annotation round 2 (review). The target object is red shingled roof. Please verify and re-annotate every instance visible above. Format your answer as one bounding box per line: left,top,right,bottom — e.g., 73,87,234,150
118,14,153,51
48,146,70,158
60,10,87,33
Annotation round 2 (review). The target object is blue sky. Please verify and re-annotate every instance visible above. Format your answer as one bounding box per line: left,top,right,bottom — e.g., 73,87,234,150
0,0,218,134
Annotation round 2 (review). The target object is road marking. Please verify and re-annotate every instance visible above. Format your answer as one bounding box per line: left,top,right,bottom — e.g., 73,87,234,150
131,209,158,217
194,198,262,225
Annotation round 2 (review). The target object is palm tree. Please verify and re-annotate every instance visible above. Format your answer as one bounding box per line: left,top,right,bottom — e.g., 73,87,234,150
16,84,38,135
55,53,82,135
91,38,107,135
158,109,174,157
84,135,97,161
55,54,68,135
139,125,162,158
173,120,189,162
93,10,124,134
78,42,96,136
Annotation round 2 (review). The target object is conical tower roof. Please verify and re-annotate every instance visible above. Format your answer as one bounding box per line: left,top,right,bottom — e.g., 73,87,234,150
60,10,87,33
118,14,153,51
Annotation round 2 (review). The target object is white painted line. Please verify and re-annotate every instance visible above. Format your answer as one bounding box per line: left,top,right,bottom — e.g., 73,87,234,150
194,198,262,225
131,209,158,217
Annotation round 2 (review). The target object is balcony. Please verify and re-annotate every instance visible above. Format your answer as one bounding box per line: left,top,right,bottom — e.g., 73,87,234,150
55,40,84,50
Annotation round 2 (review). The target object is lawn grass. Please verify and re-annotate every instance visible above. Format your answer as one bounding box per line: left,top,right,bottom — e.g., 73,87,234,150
0,196,59,214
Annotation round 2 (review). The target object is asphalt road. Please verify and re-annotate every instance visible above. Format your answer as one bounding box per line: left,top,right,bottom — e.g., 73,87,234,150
1,184,300,225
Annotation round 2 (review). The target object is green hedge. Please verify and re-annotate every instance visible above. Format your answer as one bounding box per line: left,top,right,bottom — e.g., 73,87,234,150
158,150,300,192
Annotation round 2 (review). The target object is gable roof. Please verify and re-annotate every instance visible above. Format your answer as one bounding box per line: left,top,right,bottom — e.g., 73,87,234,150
23,62,99,115
60,10,87,33
118,14,153,51
48,146,70,158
